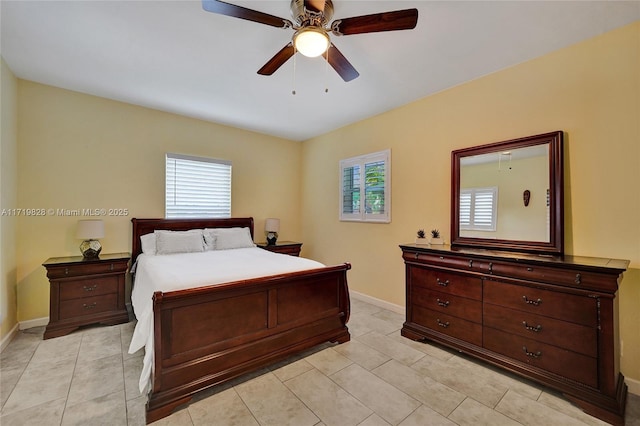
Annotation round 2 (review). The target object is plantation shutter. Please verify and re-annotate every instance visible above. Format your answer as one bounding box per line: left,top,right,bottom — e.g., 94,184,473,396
339,150,391,223
460,187,497,231
165,153,232,218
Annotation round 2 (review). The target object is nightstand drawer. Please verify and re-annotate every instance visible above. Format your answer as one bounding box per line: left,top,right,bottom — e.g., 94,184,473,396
46,260,129,279
59,276,119,300
59,294,118,319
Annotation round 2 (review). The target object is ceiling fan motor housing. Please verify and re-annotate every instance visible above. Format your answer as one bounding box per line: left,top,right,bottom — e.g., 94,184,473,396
291,0,334,27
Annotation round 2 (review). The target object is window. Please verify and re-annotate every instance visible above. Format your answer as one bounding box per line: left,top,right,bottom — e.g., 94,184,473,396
165,153,231,218
340,150,391,223
460,187,498,231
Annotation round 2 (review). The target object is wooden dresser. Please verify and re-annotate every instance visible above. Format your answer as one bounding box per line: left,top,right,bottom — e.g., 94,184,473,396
43,253,130,339
400,244,629,425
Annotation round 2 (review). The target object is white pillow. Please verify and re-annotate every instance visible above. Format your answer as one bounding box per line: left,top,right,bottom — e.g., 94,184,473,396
155,229,205,255
207,227,255,250
140,233,156,255
203,232,216,251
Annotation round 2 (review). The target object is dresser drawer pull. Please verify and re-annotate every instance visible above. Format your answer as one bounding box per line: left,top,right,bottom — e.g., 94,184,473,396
469,259,473,268
65,268,69,275
436,319,450,328
522,296,542,306
575,273,581,284
83,302,97,310
83,285,98,292
488,262,493,273
523,346,542,358
522,321,542,332
436,299,450,308
436,278,449,287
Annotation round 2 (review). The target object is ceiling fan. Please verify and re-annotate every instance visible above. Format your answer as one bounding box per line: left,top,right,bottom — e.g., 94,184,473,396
202,0,418,82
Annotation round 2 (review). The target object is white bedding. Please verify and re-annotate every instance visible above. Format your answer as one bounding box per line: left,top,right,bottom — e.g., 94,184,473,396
128,247,325,394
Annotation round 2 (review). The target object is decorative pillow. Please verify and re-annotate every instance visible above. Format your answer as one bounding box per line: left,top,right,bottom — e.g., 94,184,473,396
207,227,255,250
140,233,157,255
155,229,205,255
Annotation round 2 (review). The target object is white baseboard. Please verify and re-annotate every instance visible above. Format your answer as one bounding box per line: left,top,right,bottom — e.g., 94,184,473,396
19,316,48,330
0,323,19,352
627,376,640,396
349,290,405,314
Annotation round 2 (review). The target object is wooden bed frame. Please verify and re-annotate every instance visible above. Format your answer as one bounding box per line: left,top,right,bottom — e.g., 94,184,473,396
131,218,351,423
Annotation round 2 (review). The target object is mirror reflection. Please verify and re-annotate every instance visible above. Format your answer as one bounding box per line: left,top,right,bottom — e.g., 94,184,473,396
451,131,564,255
459,144,550,242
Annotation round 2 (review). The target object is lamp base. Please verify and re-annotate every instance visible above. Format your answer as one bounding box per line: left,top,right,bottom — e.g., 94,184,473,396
266,232,278,246
80,239,102,259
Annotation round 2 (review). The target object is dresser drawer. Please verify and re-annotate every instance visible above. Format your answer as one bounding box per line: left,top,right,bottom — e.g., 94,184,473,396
412,288,482,323
484,328,597,388
409,267,482,300
404,251,473,270
59,293,118,320
412,305,482,346
484,304,597,357
484,280,597,327
59,276,119,300
488,260,613,292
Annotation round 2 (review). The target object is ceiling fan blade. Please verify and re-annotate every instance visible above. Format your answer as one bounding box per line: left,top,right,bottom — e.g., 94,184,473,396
258,43,296,76
332,9,418,35
323,44,359,82
304,0,326,13
202,0,291,28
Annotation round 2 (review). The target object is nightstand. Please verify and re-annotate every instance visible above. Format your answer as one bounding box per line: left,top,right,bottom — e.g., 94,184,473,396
257,241,302,257
43,253,130,339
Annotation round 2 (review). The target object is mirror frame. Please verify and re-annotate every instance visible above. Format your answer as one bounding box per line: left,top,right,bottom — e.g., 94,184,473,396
451,131,564,255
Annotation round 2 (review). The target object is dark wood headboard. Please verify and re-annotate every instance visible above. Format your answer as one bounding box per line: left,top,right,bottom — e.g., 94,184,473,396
131,217,254,263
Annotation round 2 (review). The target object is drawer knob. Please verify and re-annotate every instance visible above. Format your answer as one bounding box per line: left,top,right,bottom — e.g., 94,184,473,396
522,321,542,332
523,346,542,358
575,273,581,284
469,259,473,268
83,302,97,310
436,319,450,328
65,267,69,275
110,263,114,271
436,278,449,287
436,298,450,308
83,285,98,292
522,296,542,306
488,262,493,273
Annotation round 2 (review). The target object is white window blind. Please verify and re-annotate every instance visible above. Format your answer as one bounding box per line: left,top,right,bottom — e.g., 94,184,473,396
340,150,391,223
165,153,232,218
460,187,498,231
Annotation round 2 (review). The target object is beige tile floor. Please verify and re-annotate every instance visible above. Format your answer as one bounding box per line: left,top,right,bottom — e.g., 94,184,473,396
1,297,639,426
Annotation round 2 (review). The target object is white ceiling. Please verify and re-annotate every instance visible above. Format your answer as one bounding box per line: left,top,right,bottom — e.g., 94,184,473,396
2,1,638,141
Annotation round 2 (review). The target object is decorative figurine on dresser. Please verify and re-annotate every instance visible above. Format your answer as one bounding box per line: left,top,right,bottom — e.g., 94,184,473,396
43,252,130,339
400,131,630,425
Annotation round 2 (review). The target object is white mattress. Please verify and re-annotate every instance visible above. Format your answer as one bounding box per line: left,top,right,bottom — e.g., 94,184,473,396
128,247,325,394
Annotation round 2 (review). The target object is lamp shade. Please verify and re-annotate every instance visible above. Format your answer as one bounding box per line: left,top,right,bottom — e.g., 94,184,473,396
76,220,105,239
265,218,280,233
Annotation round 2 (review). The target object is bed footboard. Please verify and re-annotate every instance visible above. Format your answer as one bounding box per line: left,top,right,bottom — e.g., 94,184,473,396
146,263,351,423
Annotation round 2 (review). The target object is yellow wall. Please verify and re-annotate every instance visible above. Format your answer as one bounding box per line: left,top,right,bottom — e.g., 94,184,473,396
301,22,640,383
1,57,19,342
16,81,303,321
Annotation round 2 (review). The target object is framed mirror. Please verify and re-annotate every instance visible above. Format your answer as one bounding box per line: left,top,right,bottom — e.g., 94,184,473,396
451,131,564,254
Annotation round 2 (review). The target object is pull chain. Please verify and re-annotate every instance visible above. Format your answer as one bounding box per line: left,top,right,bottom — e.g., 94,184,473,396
292,46,297,95
324,47,329,93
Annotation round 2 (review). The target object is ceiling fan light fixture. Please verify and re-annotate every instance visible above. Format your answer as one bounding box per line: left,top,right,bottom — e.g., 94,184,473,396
293,27,330,58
